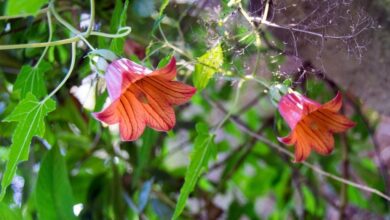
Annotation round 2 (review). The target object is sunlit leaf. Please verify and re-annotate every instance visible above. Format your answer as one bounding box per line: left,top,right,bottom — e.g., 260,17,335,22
302,186,316,214
0,94,56,200
193,44,224,90
35,146,77,220
172,123,215,219
159,0,170,16
0,202,22,220
13,61,50,99
5,0,48,16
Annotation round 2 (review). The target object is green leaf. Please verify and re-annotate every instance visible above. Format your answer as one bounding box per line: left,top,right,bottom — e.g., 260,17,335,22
172,123,215,219
157,55,172,68
0,94,56,200
35,146,77,220
5,0,49,16
0,202,23,220
13,61,50,99
193,44,224,90
302,186,316,214
134,129,158,183
110,0,124,33
88,49,118,62
159,0,170,16
151,0,169,35
110,0,129,55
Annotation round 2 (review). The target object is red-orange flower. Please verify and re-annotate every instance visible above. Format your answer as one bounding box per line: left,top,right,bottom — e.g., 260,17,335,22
278,91,355,162
94,57,196,141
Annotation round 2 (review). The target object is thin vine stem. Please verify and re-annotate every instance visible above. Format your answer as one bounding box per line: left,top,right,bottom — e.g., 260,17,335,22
229,114,390,202
159,25,271,89
35,11,53,68
0,29,131,50
85,0,95,37
50,1,95,50
214,80,244,132
41,42,76,103
0,0,130,51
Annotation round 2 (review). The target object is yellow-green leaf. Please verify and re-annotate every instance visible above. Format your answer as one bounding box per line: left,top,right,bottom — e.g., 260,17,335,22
5,0,49,16
193,44,224,90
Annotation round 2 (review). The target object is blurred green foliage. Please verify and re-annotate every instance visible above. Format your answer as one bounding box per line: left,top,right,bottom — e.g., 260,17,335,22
0,0,389,219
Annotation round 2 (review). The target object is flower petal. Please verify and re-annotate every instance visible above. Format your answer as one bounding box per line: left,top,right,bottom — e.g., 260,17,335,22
277,133,296,145
310,109,355,133
105,59,152,100
278,91,320,129
140,77,196,105
296,122,333,155
117,91,146,141
93,101,120,125
129,84,176,131
150,57,177,80
322,91,342,112
294,132,311,162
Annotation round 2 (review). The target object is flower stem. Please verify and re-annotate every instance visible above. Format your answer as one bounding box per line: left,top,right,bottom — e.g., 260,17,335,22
34,11,53,68
214,80,244,132
41,42,76,104
50,1,95,50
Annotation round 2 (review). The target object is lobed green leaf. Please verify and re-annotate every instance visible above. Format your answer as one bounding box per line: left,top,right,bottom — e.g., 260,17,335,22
172,123,215,219
13,61,50,99
0,94,56,200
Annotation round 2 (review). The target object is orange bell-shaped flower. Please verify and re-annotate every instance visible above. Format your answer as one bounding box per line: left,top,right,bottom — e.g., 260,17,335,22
93,57,196,141
278,91,355,162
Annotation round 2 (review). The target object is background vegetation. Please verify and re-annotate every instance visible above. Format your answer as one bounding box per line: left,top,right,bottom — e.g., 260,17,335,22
0,0,389,219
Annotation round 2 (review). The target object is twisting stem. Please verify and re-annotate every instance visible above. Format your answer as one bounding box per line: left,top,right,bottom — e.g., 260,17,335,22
50,1,95,50
261,0,270,24
41,42,76,103
0,0,130,51
35,11,53,68
85,0,95,37
0,29,131,51
0,37,80,50
237,2,261,46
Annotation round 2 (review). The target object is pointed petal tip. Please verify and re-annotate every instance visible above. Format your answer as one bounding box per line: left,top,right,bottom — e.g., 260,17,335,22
120,135,137,142
277,133,295,145
92,112,101,121
323,91,343,112
277,136,288,143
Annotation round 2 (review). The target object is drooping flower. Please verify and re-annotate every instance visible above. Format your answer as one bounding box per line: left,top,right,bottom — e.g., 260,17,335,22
278,91,355,162
93,57,196,141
